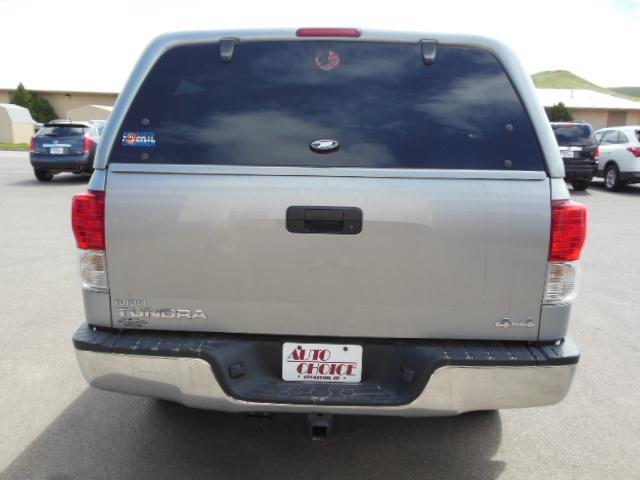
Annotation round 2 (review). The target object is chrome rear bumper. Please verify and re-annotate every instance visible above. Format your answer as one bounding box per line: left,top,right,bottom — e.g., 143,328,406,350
75,349,576,416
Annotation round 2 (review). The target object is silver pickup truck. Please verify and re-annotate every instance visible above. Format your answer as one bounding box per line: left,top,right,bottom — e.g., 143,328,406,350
71,29,585,434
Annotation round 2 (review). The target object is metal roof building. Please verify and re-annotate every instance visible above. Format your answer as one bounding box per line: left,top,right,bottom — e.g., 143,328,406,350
536,88,640,130
66,104,113,121
0,103,34,144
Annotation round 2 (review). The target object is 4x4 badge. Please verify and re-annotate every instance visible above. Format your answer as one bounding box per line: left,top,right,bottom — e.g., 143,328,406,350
494,318,536,328
310,139,339,154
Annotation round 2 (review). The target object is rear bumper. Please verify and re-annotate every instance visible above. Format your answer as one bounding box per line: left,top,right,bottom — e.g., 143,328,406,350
564,164,597,180
30,153,92,171
73,325,579,416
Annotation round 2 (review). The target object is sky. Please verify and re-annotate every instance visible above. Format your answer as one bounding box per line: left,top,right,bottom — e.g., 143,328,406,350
0,0,639,93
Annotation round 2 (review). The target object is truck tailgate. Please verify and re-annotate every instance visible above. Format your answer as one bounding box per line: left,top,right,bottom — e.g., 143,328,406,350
105,169,550,340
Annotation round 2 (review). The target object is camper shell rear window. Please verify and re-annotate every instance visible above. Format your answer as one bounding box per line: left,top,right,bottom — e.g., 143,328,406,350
110,41,544,171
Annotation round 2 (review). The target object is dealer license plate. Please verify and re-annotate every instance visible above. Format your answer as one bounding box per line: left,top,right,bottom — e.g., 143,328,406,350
560,150,574,159
50,147,64,155
282,342,363,383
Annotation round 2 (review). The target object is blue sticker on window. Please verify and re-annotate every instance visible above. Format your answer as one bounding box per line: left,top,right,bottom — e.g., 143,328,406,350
121,131,156,148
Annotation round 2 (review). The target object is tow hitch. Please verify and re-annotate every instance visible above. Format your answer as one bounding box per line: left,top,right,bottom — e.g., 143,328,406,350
307,413,333,441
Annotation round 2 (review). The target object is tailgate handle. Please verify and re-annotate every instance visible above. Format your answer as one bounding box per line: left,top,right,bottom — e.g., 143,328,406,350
286,206,362,235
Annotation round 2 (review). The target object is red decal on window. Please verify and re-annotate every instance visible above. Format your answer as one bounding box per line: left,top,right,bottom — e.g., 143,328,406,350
315,50,340,71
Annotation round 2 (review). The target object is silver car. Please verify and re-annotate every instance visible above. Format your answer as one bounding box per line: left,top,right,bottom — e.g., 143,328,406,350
70,29,585,436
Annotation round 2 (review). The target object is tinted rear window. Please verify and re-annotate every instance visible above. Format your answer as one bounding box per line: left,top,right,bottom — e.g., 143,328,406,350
551,124,596,146
110,41,544,170
38,126,86,137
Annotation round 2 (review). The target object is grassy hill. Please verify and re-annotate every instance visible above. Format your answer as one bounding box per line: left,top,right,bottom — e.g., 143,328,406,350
532,70,640,100
610,87,640,98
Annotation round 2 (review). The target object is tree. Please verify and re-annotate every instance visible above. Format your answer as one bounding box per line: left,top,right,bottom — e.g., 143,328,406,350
29,93,57,123
545,102,574,122
10,83,58,123
10,83,31,109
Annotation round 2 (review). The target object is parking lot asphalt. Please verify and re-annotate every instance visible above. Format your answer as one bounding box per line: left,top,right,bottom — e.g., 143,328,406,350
0,150,639,479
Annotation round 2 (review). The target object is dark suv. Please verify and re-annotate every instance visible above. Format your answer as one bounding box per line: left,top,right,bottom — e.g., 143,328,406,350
29,121,102,182
550,122,599,191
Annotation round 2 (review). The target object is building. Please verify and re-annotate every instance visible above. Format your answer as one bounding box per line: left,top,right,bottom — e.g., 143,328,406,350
0,103,34,144
0,88,118,121
536,88,640,130
66,104,113,121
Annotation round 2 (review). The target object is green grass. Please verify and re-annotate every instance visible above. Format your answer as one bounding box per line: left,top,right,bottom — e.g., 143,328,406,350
0,143,28,151
532,70,640,100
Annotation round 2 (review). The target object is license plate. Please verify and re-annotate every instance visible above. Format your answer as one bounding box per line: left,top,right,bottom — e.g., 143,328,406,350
50,147,64,154
282,342,363,383
560,150,574,159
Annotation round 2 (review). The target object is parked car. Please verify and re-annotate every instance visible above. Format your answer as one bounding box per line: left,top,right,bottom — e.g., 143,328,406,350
29,121,102,182
595,126,640,191
89,119,107,135
70,29,584,437
550,121,599,191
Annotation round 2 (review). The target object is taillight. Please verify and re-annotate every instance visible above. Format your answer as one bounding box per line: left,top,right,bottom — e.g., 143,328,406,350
549,200,587,262
72,190,108,292
594,146,600,160
296,28,361,37
627,146,640,158
29,136,36,153
79,250,109,292
72,190,105,250
544,263,579,305
83,136,93,154
544,200,587,305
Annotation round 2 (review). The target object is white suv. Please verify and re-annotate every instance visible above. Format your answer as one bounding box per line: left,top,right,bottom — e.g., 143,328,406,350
595,126,640,191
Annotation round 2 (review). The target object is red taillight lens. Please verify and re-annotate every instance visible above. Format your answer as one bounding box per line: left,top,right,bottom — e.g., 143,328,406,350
550,200,587,262
296,28,361,38
83,136,93,154
72,190,105,250
627,146,640,158
29,136,36,153
594,146,600,160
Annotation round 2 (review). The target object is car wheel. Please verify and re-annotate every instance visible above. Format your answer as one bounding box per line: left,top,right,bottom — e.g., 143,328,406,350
571,180,590,191
34,169,53,182
604,164,622,191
